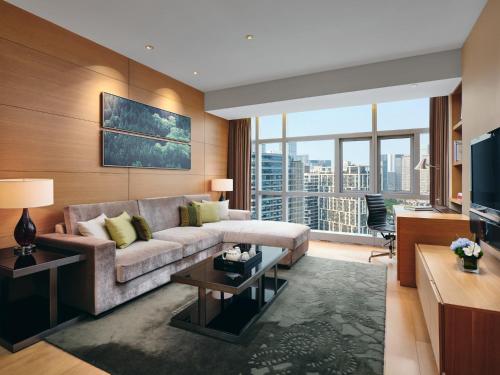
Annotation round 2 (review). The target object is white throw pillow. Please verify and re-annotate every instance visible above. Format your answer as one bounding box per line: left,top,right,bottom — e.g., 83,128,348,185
202,200,229,220
77,213,111,239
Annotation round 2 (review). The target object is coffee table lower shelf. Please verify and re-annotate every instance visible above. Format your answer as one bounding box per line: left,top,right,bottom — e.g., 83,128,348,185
170,276,287,343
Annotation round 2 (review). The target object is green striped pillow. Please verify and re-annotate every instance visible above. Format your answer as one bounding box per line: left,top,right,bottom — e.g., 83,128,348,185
179,205,202,227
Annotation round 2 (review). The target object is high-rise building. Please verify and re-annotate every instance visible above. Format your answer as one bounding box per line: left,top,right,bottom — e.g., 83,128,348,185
260,195,283,221
261,152,282,191
381,153,410,192
288,159,304,191
342,162,370,191
380,154,388,191
288,157,305,224
288,196,305,225
254,150,370,234
401,155,411,191
251,150,283,221
318,196,368,234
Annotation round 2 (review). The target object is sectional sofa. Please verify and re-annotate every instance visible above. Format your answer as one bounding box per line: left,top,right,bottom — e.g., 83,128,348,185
36,194,310,315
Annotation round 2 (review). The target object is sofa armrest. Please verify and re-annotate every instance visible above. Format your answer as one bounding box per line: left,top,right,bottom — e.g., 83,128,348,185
36,233,115,257
36,233,116,315
228,209,251,220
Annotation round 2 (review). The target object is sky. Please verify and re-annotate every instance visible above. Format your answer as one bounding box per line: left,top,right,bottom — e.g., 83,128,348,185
256,98,430,165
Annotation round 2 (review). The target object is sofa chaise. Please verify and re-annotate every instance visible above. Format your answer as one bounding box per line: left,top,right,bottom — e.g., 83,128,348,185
36,194,309,315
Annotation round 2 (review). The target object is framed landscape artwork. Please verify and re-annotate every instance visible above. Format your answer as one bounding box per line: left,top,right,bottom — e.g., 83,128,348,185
101,92,191,170
102,131,191,170
102,92,191,142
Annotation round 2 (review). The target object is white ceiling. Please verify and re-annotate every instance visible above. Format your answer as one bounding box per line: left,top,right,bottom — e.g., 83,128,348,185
207,78,462,119
8,0,486,92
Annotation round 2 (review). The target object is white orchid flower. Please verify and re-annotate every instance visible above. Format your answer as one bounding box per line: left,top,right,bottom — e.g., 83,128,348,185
473,244,482,257
463,246,473,256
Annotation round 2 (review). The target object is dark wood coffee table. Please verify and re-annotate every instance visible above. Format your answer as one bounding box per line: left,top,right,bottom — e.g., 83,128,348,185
170,245,288,342
0,245,86,352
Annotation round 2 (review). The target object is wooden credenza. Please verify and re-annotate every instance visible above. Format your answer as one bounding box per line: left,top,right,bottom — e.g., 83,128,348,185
415,244,500,375
395,206,470,287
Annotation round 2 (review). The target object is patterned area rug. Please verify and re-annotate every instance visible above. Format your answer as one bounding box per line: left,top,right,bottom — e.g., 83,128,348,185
46,256,387,375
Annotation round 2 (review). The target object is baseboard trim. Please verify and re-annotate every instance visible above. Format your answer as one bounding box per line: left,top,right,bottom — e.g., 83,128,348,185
310,230,386,246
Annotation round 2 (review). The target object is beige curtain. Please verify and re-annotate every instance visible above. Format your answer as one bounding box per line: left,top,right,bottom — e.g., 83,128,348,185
429,97,449,206
227,118,251,210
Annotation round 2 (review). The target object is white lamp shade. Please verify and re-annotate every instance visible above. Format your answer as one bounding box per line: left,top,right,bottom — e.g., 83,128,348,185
0,179,54,209
211,179,233,192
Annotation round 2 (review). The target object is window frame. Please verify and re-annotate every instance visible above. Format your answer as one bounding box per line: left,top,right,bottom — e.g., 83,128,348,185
251,102,430,241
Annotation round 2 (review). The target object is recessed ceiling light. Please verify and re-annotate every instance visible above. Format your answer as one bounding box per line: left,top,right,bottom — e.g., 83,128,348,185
245,34,255,40
145,44,154,50
193,71,198,75
411,83,418,88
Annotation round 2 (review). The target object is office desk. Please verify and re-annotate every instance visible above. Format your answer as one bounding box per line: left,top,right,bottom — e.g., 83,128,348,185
394,206,470,287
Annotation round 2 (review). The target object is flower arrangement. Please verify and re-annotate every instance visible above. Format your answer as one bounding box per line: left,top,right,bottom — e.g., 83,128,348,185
450,237,483,273
450,238,483,258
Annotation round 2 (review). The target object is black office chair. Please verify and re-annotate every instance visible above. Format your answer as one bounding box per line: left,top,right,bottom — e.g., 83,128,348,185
365,194,396,262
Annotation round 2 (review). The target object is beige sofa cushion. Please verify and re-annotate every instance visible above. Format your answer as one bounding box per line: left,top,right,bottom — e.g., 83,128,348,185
228,209,251,220
115,239,182,283
203,220,310,249
153,227,223,257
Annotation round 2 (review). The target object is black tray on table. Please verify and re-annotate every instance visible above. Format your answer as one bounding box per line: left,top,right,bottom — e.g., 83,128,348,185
213,244,262,274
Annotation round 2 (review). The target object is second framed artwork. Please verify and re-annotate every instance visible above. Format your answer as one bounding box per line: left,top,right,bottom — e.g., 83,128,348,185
103,131,191,170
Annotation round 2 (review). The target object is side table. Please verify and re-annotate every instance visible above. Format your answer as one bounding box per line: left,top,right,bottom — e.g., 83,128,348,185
0,245,86,352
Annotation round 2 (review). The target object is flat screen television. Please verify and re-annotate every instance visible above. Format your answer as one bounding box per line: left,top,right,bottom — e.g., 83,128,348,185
471,127,500,217
470,126,500,251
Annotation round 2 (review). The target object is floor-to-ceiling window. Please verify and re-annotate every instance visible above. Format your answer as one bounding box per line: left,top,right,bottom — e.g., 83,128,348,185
251,98,430,241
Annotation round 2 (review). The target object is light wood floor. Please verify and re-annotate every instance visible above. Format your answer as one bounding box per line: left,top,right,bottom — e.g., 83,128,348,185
0,241,437,375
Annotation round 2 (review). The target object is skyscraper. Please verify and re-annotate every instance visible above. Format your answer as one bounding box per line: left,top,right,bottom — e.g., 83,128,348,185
381,153,410,192
260,151,283,221
254,149,370,234
342,162,370,191
380,154,388,191
401,155,411,191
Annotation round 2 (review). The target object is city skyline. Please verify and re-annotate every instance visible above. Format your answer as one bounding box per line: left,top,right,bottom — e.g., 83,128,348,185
252,98,431,235
252,143,430,234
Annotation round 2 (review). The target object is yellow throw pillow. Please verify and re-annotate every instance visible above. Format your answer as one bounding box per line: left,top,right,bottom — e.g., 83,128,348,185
202,199,229,220
191,201,220,223
105,212,137,249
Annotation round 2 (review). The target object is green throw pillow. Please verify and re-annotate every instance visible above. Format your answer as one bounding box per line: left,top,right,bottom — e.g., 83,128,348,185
105,212,137,249
131,215,153,241
191,201,220,223
179,205,202,227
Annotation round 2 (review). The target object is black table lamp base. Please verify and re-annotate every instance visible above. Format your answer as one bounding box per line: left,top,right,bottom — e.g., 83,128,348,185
14,208,36,256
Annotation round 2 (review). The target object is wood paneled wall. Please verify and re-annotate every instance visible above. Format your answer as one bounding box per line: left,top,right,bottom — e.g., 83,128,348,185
461,0,500,211
0,2,229,247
